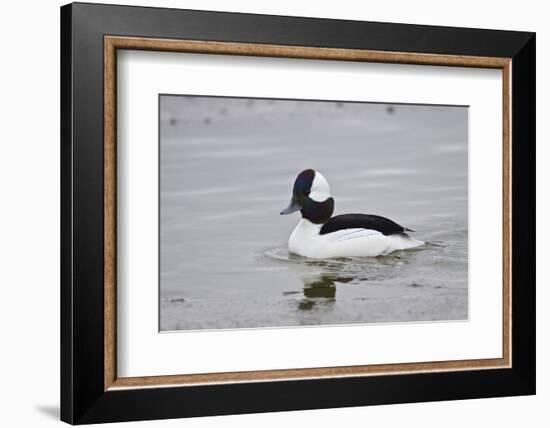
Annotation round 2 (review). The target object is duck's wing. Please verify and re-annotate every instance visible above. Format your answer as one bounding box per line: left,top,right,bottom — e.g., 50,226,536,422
320,214,413,236
323,227,382,243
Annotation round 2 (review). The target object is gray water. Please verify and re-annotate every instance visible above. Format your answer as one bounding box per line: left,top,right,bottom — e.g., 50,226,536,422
160,95,468,331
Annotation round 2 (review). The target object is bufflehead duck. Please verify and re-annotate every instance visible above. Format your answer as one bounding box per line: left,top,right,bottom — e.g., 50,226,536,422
280,169,424,258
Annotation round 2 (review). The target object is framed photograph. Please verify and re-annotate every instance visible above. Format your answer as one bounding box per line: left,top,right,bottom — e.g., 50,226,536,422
60,2,535,424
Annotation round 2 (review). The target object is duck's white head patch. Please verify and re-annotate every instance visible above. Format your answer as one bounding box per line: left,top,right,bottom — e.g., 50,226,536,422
309,171,331,202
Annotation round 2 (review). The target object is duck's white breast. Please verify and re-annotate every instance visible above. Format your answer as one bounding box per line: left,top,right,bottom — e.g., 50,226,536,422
288,219,423,258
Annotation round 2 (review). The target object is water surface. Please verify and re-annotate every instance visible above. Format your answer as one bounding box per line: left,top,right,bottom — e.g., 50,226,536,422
160,96,468,331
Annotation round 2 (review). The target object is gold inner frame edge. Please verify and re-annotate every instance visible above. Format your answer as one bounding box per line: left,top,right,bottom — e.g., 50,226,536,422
104,35,512,391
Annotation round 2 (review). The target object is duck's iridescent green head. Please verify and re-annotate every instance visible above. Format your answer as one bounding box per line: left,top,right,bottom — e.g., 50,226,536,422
280,169,334,224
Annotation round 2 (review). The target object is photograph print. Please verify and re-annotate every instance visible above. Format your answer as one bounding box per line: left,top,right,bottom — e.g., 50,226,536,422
160,95,468,331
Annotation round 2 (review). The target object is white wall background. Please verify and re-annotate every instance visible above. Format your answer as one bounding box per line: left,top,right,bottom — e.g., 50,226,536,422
0,0,545,426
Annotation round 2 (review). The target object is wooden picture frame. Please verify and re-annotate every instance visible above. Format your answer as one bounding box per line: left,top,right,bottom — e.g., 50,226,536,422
61,2,535,424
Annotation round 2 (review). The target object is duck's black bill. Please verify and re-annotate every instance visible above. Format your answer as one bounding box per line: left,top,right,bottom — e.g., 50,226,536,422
280,199,301,215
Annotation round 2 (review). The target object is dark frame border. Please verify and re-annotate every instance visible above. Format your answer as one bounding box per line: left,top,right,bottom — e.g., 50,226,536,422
61,2,535,424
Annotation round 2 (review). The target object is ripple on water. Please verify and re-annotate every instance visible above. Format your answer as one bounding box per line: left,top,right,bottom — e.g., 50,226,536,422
259,244,434,286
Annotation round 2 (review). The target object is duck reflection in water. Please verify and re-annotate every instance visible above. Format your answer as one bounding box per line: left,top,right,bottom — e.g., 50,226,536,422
289,271,355,311
282,251,403,311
